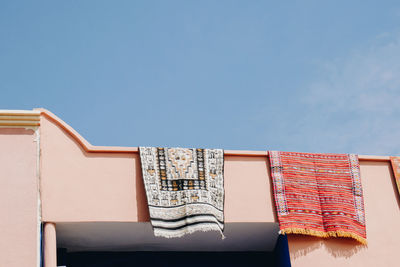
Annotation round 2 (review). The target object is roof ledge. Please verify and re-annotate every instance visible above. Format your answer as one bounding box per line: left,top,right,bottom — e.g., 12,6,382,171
33,108,391,161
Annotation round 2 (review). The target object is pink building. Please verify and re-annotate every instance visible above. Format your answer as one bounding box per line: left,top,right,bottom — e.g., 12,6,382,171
1,109,399,266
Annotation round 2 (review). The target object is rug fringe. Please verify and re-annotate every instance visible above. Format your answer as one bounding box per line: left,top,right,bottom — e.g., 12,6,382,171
280,228,367,245
154,224,225,239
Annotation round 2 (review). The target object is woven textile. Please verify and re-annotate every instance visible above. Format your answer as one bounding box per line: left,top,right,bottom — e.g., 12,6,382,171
139,147,224,238
268,151,367,244
390,157,400,195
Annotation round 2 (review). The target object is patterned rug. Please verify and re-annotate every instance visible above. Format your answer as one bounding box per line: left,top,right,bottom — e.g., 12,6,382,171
268,151,367,244
139,147,224,238
390,157,400,196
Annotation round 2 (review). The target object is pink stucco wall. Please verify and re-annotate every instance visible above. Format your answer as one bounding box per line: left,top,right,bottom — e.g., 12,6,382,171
39,112,400,266
0,128,38,267
40,115,274,222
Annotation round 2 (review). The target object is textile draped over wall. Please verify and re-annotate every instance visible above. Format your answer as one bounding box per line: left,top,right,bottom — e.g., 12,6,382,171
390,157,400,196
139,147,224,238
268,151,367,244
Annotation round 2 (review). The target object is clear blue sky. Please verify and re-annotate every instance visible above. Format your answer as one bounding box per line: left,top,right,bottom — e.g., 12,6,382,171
1,1,400,155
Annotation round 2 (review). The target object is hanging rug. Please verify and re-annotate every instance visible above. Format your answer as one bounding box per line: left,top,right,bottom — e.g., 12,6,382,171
139,147,224,238
268,151,367,244
390,157,400,197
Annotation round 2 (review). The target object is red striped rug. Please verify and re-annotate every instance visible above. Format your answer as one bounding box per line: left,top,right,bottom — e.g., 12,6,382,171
390,157,400,197
268,151,367,244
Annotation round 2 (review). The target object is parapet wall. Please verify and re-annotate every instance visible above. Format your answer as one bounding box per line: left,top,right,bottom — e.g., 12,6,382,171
2,109,398,267
39,111,275,223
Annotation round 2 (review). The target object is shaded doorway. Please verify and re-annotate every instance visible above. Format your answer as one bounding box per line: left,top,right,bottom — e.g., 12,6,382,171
56,222,291,267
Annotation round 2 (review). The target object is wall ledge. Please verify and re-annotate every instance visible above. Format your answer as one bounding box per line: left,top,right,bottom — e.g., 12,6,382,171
34,108,391,162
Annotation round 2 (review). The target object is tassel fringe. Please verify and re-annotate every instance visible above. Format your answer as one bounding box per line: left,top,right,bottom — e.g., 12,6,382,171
280,228,367,245
154,224,225,240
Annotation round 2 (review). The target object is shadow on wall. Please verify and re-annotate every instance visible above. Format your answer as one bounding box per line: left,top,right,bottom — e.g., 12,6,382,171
288,235,367,259
265,159,278,223
0,128,35,135
135,155,150,221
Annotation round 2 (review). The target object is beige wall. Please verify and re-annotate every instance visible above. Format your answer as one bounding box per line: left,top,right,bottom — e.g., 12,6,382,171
38,113,400,266
0,128,39,267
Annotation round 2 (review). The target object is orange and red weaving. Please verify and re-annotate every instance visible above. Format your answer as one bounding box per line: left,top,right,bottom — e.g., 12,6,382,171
268,151,367,244
390,157,400,196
